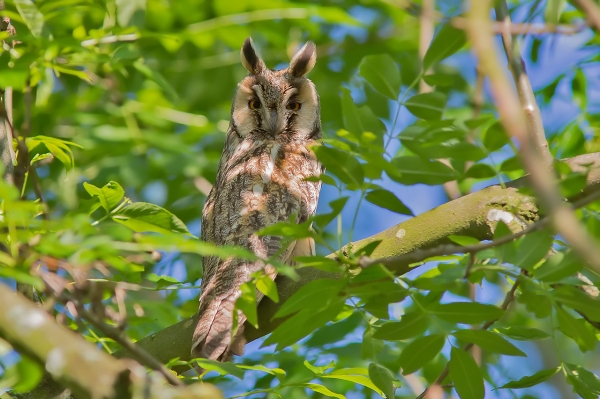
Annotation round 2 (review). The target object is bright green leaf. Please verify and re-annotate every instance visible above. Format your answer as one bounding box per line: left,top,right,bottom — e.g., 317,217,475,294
398,334,445,374
112,202,192,236
368,363,396,399
359,54,400,99
365,189,413,216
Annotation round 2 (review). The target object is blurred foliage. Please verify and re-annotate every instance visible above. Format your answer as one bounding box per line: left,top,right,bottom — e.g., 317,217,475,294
2,0,600,398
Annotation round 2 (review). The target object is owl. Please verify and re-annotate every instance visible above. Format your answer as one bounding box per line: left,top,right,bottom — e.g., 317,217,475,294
192,38,322,362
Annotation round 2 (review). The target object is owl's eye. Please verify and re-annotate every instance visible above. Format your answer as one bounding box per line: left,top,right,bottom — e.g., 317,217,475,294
248,99,262,109
286,102,301,111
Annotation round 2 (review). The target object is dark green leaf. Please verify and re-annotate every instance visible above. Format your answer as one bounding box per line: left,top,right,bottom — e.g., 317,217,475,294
452,330,526,357
422,73,454,87
423,23,468,70
498,367,561,389
449,347,484,399
553,286,600,322
387,156,458,185
483,122,510,152
534,251,582,282
564,363,600,399
556,306,597,352
398,334,445,374
368,363,396,399
404,92,447,121
465,164,496,179
359,54,401,99
235,282,258,328
515,230,554,271
313,146,364,187
341,88,385,140
306,313,362,347
362,327,384,360
495,326,550,341
112,202,192,235
373,312,429,340
274,278,344,318
430,302,504,324
365,189,413,215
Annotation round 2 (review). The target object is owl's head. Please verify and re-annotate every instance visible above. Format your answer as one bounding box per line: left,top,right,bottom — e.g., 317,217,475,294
231,37,321,141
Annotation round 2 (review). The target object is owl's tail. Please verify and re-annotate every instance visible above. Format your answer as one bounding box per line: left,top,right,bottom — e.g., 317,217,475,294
191,293,247,363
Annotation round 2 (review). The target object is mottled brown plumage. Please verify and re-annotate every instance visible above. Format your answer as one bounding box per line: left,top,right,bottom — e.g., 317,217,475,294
192,38,322,362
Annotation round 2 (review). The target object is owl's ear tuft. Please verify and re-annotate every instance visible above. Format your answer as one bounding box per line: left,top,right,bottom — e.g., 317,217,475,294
241,37,265,75
289,41,317,77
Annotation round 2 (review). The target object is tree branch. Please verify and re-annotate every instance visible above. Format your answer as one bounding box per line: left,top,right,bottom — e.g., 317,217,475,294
467,1,600,273
0,284,222,399
572,0,600,32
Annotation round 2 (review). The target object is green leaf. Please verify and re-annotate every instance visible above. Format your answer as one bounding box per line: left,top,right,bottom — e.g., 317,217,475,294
306,313,362,347
452,330,526,357
564,363,600,399
313,146,364,187
404,92,447,120
465,163,496,179
265,299,345,350
302,383,345,399
134,60,178,101
84,181,125,213
422,73,454,87
555,306,597,352
359,54,400,99
495,326,550,341
497,367,561,389
387,156,458,185
362,327,384,360
398,334,445,374
323,368,385,397
368,363,396,399
294,256,343,273
448,235,480,246
430,302,504,324
192,359,245,379
10,355,44,393
365,189,413,216
553,286,600,322
483,121,510,152
515,230,554,271
255,274,279,303
235,281,258,328
116,0,146,27
449,347,484,399
340,88,385,140
545,0,566,25
423,23,468,70
112,202,192,236
15,0,50,38
373,312,429,340
534,251,582,282
274,278,344,318
304,359,335,375
313,197,349,229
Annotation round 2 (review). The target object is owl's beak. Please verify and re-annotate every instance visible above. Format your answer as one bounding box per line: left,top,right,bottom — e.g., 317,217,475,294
266,108,282,135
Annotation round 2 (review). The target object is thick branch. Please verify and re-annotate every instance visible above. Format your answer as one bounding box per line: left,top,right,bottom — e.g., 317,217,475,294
0,284,222,399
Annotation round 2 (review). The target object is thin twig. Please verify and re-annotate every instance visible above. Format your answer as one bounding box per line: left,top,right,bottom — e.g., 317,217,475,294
73,303,183,386
419,0,434,93
415,277,521,399
451,17,588,35
467,1,600,274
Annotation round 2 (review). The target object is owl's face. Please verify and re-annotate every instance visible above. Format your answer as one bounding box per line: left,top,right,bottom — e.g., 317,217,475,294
231,38,321,141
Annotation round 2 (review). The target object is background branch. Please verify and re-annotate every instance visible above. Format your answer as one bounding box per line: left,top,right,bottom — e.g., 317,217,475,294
0,284,222,399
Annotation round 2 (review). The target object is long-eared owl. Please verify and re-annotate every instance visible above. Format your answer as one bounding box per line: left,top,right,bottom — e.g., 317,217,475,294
192,38,322,361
